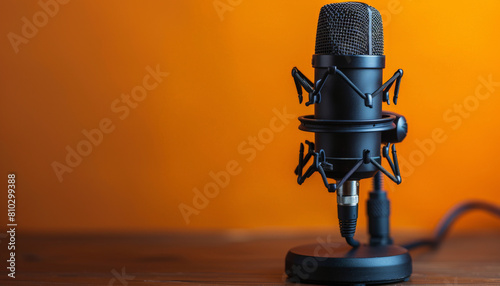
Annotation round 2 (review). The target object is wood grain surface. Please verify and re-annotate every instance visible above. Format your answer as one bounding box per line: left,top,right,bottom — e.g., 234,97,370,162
1,229,499,285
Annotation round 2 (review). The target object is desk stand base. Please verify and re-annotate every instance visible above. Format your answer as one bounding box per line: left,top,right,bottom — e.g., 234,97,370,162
285,243,412,285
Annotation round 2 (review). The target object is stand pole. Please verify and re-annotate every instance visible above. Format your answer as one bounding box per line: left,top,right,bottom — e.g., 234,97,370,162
367,171,393,246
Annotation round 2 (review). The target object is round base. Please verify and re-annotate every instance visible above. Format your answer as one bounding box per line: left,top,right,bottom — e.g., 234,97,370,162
285,243,412,285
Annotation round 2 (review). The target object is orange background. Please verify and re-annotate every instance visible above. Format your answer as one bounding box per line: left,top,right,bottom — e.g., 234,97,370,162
1,0,500,233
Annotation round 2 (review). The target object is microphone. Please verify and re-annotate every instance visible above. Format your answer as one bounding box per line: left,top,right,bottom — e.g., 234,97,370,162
285,3,412,284
292,2,407,247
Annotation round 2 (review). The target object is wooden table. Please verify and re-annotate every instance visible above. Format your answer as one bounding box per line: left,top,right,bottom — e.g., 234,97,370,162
2,229,499,285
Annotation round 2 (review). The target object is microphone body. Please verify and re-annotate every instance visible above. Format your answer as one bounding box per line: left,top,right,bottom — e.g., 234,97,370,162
313,55,384,181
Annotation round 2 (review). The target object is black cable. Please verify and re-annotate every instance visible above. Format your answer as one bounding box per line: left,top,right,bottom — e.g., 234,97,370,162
338,206,360,248
345,236,360,248
403,200,500,250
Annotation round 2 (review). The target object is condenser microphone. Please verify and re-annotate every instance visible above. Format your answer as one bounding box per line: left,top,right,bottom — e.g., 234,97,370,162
286,3,411,284
293,2,407,246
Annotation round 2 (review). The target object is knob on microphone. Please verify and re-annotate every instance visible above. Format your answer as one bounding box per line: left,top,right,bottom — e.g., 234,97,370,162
292,2,407,247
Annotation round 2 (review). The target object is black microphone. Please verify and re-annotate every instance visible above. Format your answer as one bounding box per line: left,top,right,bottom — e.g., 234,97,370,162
292,2,407,247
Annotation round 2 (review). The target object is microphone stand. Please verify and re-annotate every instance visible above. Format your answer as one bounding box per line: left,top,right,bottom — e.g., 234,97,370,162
285,171,412,285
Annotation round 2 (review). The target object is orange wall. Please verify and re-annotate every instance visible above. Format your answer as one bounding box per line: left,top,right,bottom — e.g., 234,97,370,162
1,0,500,232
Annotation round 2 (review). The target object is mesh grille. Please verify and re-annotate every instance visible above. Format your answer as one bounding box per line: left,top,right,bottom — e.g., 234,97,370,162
315,2,384,55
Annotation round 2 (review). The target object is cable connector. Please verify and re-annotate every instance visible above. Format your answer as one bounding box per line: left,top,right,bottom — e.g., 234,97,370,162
337,180,360,248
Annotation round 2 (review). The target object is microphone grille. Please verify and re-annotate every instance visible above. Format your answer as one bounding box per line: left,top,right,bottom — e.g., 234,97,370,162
315,2,384,55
